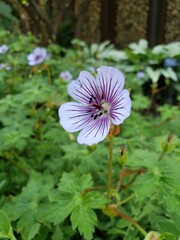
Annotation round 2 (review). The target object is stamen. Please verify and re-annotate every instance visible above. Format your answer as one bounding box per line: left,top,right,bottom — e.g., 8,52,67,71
93,112,103,120
89,97,93,104
90,94,99,104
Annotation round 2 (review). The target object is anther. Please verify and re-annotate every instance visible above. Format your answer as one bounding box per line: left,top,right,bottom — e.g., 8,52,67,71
93,112,103,120
90,94,99,104
89,98,93,104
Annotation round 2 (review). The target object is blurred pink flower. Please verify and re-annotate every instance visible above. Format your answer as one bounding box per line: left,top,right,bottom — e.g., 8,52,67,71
0,45,8,54
0,63,11,70
27,47,46,66
60,71,73,81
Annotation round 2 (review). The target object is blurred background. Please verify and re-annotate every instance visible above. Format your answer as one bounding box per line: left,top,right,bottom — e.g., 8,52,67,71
0,0,180,47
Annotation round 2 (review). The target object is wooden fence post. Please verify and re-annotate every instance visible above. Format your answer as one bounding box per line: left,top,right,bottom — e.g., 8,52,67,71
147,0,167,47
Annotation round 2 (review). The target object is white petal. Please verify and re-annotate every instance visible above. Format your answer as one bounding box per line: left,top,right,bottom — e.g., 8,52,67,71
34,47,42,54
58,102,94,132
28,61,36,66
77,116,110,145
27,53,35,61
110,89,132,125
68,71,101,104
96,66,125,104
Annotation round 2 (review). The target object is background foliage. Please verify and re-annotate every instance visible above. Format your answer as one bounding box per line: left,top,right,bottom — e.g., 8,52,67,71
0,30,180,240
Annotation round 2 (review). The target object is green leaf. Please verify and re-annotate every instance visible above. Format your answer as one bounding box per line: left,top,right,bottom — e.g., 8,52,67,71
170,212,180,231
0,210,16,240
71,205,97,240
83,191,107,209
40,195,75,224
3,173,54,239
42,172,106,239
159,232,177,240
0,209,10,233
59,172,93,193
27,223,41,240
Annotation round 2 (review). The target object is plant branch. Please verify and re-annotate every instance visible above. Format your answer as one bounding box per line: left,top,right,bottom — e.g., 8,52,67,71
117,193,135,207
115,209,147,237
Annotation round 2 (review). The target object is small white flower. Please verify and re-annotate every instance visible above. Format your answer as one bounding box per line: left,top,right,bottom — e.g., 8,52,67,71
27,47,47,66
0,45,8,54
60,71,73,82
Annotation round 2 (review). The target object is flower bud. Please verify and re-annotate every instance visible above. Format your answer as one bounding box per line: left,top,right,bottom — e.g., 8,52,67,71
161,133,173,153
118,146,128,165
87,144,97,153
101,204,118,217
144,231,160,240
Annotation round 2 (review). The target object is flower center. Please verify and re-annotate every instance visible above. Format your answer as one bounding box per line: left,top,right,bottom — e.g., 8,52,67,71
35,54,42,61
101,101,110,113
88,95,110,120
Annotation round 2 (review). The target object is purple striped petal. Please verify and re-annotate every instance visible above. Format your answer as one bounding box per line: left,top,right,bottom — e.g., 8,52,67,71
68,71,101,104
110,89,132,125
59,102,94,132
96,66,125,104
77,115,110,145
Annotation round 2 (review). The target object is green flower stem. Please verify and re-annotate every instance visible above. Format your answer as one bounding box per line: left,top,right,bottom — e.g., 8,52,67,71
117,193,135,207
115,209,147,237
107,137,113,204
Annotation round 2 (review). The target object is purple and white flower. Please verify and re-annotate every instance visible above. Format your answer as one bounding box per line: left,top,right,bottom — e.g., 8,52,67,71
60,71,73,82
0,63,11,71
58,66,131,145
27,47,46,66
0,45,8,54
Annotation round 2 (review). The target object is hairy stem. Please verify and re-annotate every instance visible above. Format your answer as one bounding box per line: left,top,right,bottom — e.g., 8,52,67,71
107,137,113,204
115,209,147,237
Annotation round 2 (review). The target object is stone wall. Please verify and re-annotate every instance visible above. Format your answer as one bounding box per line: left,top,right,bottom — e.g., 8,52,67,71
74,0,180,46
165,0,180,42
115,0,149,47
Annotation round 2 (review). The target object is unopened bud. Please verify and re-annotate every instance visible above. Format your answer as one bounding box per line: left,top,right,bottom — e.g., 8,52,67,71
69,133,75,141
144,231,160,240
167,132,172,143
87,144,97,153
161,133,173,153
101,204,118,217
118,146,128,165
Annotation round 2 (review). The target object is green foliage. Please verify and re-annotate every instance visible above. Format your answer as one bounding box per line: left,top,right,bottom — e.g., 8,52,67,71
0,209,16,240
0,1,19,31
41,173,106,240
159,232,177,240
